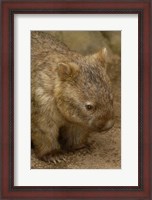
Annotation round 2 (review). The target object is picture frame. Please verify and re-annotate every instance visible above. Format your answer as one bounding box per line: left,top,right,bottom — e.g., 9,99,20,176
1,0,151,199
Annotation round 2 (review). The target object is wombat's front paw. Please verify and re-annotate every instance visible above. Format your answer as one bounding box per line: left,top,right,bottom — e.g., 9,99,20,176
77,145,92,156
42,154,66,164
76,141,96,156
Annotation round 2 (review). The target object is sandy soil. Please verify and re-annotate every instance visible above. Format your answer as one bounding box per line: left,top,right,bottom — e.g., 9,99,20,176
31,32,121,169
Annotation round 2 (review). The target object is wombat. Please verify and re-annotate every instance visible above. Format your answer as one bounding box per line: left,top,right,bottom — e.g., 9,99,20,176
31,32,114,163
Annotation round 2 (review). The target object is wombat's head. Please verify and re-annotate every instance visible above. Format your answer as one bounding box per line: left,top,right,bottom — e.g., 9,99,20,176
55,49,114,132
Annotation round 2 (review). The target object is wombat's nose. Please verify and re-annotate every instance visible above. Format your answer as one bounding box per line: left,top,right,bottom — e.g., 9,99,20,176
102,119,114,131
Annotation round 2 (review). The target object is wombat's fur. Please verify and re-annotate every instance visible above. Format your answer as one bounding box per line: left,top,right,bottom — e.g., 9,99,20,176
31,32,114,162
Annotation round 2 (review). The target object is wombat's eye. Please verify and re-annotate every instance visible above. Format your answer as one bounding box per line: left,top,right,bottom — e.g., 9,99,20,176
85,104,94,111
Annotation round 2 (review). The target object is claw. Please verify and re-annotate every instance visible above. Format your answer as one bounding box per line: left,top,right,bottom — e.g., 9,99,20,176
62,157,66,162
52,159,57,164
42,154,66,164
56,158,61,163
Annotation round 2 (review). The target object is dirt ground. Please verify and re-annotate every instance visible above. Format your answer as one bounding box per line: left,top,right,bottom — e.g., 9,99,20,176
31,31,121,169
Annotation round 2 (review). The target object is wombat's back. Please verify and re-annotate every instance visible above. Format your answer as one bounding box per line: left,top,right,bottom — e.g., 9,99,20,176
31,31,70,57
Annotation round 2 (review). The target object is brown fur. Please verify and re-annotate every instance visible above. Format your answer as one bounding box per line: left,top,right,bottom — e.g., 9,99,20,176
31,31,114,161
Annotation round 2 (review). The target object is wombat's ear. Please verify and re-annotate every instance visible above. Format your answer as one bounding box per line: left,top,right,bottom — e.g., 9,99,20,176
93,48,108,64
57,62,80,81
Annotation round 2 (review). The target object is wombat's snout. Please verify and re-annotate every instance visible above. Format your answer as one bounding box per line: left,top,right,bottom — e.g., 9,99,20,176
101,119,114,131
94,119,114,132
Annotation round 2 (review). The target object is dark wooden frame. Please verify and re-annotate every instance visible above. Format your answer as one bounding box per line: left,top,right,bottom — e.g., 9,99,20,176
1,0,151,199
